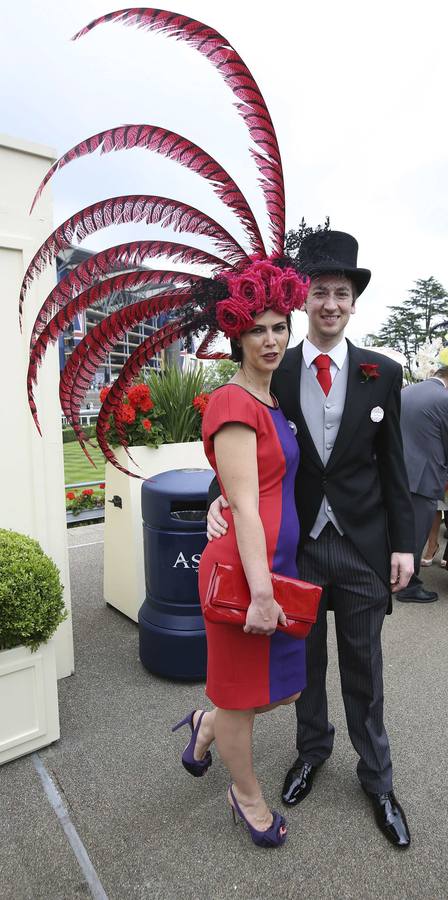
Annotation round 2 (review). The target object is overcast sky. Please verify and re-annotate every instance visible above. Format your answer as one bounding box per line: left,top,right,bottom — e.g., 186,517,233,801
1,0,447,346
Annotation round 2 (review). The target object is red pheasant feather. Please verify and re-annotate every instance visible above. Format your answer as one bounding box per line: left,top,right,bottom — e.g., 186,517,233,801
30,125,265,257
59,291,192,423
19,194,248,321
59,290,193,447
72,9,285,254
29,239,229,346
27,271,199,429
96,314,201,476
23,9,291,477
110,312,209,453
196,330,230,360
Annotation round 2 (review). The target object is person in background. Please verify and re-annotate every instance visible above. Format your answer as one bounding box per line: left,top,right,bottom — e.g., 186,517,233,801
397,361,448,602
420,496,448,569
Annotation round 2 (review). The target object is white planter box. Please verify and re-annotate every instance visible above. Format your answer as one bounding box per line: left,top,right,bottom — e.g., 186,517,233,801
0,640,60,766
104,443,210,622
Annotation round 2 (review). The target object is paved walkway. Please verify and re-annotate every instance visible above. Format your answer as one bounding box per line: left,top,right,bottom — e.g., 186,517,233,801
1,523,448,899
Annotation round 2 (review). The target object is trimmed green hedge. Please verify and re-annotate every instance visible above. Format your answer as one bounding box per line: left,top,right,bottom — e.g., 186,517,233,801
0,530,67,651
63,425,97,444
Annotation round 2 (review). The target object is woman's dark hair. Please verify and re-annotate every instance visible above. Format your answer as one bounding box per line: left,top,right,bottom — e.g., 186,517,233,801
230,313,292,363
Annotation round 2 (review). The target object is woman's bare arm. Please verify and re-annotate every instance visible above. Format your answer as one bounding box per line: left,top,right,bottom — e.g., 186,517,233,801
214,423,286,635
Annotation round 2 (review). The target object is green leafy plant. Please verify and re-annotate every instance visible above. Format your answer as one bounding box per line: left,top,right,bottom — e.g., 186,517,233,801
146,366,207,443
0,530,67,652
104,367,209,447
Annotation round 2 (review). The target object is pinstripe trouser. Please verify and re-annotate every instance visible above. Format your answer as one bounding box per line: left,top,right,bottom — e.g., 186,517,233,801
296,524,392,792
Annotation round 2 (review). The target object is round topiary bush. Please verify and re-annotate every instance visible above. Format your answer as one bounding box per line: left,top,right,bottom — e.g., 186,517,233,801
0,530,67,652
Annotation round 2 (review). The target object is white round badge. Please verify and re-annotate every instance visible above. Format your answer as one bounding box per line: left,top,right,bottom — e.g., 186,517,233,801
370,406,384,423
287,420,297,435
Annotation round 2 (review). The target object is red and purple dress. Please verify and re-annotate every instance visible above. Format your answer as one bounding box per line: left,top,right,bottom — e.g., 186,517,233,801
198,384,306,709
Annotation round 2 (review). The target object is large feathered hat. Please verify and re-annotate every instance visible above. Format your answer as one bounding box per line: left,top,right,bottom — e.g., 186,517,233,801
22,8,309,476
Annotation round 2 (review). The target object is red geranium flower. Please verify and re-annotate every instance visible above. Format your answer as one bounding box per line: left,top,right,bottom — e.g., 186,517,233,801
127,383,152,409
116,403,136,424
82,488,94,496
99,483,105,489
66,491,75,500
99,386,110,403
193,393,210,416
139,395,154,413
142,418,152,431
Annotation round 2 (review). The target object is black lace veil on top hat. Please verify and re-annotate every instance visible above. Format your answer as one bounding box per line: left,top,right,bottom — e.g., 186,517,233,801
298,231,371,296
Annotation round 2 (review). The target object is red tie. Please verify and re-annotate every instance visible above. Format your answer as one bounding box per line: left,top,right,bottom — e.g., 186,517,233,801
314,354,332,395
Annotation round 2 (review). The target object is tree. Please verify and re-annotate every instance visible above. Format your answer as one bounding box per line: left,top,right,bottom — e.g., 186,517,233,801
370,277,448,380
408,277,447,335
202,359,238,392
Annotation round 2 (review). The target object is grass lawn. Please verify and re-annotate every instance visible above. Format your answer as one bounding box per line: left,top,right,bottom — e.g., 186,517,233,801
63,442,106,486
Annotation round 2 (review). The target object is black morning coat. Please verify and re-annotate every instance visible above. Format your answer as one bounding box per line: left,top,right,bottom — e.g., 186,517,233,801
271,341,415,604
207,341,415,612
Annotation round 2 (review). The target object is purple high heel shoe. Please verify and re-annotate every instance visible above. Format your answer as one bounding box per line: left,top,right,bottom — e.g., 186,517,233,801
228,784,287,848
171,710,212,777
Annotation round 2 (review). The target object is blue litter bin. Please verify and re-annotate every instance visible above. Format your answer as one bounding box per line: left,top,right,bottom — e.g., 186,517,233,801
139,468,214,680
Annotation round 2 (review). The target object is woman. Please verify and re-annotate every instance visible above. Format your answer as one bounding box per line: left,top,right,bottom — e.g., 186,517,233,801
173,259,308,848
421,496,448,568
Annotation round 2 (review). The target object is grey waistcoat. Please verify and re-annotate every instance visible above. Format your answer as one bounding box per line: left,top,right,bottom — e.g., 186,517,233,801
300,355,349,538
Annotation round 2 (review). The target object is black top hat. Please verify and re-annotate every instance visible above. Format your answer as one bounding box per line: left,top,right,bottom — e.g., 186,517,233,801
298,231,371,296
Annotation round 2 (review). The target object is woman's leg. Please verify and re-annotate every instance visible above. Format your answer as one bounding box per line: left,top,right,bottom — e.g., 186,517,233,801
422,510,442,560
214,707,273,830
255,692,301,714
192,709,216,760
213,693,300,830
192,692,300,759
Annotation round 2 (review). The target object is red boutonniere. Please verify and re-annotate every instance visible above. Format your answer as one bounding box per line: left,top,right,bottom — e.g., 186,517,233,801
359,363,380,382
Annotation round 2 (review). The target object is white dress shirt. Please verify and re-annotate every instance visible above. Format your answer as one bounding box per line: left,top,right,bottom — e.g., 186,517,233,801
302,336,348,385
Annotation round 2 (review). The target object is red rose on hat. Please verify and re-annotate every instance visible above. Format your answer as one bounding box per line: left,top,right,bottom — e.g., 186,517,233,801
226,270,265,314
216,298,254,338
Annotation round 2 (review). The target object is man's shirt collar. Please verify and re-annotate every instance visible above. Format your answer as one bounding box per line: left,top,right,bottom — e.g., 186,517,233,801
303,336,348,370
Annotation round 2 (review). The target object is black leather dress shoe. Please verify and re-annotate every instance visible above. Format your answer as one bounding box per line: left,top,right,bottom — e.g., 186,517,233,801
363,789,411,848
396,586,438,603
282,758,321,806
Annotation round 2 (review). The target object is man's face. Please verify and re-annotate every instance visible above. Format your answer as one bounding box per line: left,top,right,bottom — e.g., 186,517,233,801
304,274,356,348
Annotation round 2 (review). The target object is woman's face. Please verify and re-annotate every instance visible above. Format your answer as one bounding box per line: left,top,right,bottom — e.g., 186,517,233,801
239,309,290,372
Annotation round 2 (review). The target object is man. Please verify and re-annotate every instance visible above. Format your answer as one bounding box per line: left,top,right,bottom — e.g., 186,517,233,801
207,231,415,848
397,362,448,603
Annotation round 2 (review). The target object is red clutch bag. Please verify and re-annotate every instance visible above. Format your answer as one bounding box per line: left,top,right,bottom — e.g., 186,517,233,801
204,562,322,639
